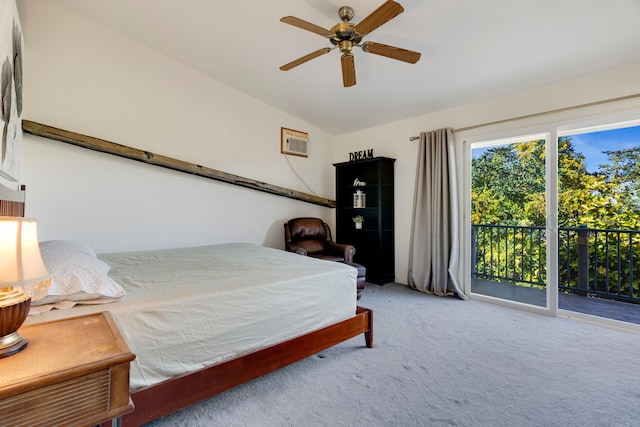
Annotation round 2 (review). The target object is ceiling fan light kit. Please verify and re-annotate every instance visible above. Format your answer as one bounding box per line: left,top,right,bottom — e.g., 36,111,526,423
280,0,421,87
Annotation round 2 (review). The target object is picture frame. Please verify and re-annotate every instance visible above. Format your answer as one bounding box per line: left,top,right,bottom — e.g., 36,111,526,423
0,0,23,182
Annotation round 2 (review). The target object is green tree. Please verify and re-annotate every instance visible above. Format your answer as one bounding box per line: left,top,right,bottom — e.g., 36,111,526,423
471,136,632,228
472,134,640,298
557,136,613,228
471,139,546,225
558,144,640,230
600,146,640,215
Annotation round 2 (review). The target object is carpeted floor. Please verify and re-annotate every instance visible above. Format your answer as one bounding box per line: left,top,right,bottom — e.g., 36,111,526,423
144,283,640,427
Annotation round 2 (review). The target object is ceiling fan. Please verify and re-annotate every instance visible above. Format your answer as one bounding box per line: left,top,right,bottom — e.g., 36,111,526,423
279,0,421,87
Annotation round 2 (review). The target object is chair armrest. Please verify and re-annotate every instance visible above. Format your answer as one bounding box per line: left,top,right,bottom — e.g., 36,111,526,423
286,243,308,256
326,241,355,264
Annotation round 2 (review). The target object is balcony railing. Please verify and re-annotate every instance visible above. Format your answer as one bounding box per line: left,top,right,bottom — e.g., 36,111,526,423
472,224,640,304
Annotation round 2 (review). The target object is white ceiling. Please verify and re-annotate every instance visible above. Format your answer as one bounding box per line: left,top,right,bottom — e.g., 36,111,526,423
49,0,640,135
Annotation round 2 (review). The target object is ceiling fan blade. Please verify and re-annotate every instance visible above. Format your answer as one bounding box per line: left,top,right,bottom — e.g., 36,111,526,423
280,16,334,38
362,41,421,64
280,48,332,71
354,0,404,37
341,54,356,87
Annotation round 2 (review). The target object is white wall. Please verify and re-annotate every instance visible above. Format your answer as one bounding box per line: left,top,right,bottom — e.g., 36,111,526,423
15,1,640,280
333,59,640,285
16,0,335,253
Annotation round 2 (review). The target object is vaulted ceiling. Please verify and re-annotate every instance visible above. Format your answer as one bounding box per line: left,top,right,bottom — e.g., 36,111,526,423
49,0,640,135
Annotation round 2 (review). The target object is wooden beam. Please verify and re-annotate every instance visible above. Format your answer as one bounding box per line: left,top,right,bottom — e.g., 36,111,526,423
22,120,336,208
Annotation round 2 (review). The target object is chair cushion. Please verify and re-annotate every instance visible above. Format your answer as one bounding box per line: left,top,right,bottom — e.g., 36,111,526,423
311,254,346,262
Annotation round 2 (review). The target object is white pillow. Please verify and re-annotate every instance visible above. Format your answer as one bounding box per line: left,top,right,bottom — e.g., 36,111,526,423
30,240,126,312
39,240,97,258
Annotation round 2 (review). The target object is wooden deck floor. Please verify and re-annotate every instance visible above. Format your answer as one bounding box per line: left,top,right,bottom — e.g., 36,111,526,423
471,279,640,325
558,292,640,324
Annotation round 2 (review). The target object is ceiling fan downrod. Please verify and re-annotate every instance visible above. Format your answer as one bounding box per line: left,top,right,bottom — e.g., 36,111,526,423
338,6,355,22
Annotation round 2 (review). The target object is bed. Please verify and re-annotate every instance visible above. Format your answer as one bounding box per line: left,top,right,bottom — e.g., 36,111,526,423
1,184,373,426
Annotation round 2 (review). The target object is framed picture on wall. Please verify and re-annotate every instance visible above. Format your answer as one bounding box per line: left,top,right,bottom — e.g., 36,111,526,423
0,0,24,182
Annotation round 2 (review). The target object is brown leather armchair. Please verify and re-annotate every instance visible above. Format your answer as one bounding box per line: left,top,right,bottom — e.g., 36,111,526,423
284,217,355,262
284,217,366,297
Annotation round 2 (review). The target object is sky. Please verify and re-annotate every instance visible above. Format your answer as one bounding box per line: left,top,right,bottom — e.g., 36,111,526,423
471,125,640,174
565,125,640,173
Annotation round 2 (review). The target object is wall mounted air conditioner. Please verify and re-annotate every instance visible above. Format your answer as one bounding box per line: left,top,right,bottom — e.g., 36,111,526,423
281,127,309,157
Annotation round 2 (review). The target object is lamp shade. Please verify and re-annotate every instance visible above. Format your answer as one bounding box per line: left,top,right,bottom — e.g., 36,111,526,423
0,217,49,289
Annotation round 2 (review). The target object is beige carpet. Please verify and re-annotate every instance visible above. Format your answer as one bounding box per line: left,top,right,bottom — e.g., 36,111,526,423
144,283,640,426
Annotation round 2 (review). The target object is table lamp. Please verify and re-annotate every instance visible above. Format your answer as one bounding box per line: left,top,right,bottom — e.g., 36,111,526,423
0,217,50,358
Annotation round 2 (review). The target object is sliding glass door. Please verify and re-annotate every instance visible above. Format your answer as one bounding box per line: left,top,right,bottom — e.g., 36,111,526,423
466,120,640,325
556,123,640,324
469,133,557,311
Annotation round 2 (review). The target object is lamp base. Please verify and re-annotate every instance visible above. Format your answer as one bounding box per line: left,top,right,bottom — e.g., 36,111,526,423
0,331,28,358
0,292,31,358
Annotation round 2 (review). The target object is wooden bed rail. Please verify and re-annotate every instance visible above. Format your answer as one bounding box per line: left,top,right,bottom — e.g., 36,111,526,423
118,306,373,426
22,120,336,208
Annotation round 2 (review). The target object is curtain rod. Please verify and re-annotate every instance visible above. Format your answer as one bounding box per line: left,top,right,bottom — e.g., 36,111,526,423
409,92,640,140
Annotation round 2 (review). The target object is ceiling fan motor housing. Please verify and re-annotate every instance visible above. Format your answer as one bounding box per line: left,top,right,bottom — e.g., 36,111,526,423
330,22,362,46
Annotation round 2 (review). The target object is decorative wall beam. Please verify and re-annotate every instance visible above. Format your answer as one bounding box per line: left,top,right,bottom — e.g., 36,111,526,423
22,120,336,208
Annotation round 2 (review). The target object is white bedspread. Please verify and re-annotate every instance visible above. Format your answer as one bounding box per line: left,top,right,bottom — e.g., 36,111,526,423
25,243,357,390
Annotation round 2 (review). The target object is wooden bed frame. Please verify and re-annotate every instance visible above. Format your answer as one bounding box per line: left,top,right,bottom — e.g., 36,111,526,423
125,307,372,425
1,184,373,426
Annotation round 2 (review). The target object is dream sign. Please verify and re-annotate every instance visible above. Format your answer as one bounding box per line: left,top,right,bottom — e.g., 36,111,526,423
349,149,374,162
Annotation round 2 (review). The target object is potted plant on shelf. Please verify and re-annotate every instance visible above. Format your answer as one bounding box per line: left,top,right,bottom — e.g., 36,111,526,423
352,215,364,229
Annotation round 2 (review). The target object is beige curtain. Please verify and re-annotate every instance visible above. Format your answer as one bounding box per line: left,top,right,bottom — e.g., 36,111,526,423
408,128,467,299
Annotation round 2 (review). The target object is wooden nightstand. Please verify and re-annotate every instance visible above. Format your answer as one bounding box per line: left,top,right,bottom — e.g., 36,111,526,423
0,312,135,427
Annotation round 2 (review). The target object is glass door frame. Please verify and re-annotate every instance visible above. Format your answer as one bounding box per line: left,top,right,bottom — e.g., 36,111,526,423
461,128,558,317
